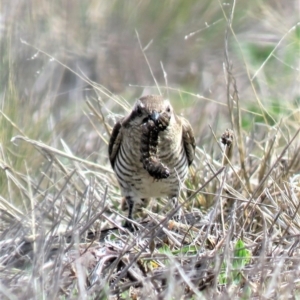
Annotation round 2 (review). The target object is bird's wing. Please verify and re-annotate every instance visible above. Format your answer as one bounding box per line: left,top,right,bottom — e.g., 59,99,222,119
180,116,196,166
108,118,124,169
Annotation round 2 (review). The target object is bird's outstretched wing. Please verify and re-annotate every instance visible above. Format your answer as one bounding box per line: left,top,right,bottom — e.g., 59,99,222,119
180,116,196,166
108,118,124,169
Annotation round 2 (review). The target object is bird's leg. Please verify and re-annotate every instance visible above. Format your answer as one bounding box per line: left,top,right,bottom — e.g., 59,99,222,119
124,196,136,231
127,196,134,219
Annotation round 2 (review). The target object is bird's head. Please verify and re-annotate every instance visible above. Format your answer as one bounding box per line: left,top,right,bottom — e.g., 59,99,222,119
124,95,173,127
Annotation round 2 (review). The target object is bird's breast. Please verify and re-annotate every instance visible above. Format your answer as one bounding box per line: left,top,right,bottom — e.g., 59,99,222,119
115,124,188,198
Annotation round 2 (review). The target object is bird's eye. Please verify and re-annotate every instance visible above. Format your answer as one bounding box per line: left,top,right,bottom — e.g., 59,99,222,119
136,105,143,116
166,106,171,113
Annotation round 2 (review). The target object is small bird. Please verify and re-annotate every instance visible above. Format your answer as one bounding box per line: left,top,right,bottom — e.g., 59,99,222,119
108,95,195,229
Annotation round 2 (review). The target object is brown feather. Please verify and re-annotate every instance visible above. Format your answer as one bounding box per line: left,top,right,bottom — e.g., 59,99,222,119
108,118,123,168
179,116,196,166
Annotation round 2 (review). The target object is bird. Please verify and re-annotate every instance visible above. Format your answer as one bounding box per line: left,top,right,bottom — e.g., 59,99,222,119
108,95,195,229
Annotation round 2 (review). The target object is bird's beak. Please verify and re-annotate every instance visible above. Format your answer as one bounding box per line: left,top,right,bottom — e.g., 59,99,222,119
149,111,160,122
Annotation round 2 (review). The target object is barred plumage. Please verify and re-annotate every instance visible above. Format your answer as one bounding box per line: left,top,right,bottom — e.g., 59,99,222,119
108,95,195,229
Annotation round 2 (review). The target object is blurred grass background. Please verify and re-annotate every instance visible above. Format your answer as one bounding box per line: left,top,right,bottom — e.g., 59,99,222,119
0,0,299,204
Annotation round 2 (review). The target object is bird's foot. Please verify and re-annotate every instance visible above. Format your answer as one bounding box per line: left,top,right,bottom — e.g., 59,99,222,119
123,220,138,232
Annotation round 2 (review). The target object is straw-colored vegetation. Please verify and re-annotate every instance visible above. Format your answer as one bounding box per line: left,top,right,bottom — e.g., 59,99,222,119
0,0,299,299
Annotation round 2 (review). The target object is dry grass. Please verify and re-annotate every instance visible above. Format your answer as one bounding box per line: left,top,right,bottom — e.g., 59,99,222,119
1,0,300,299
